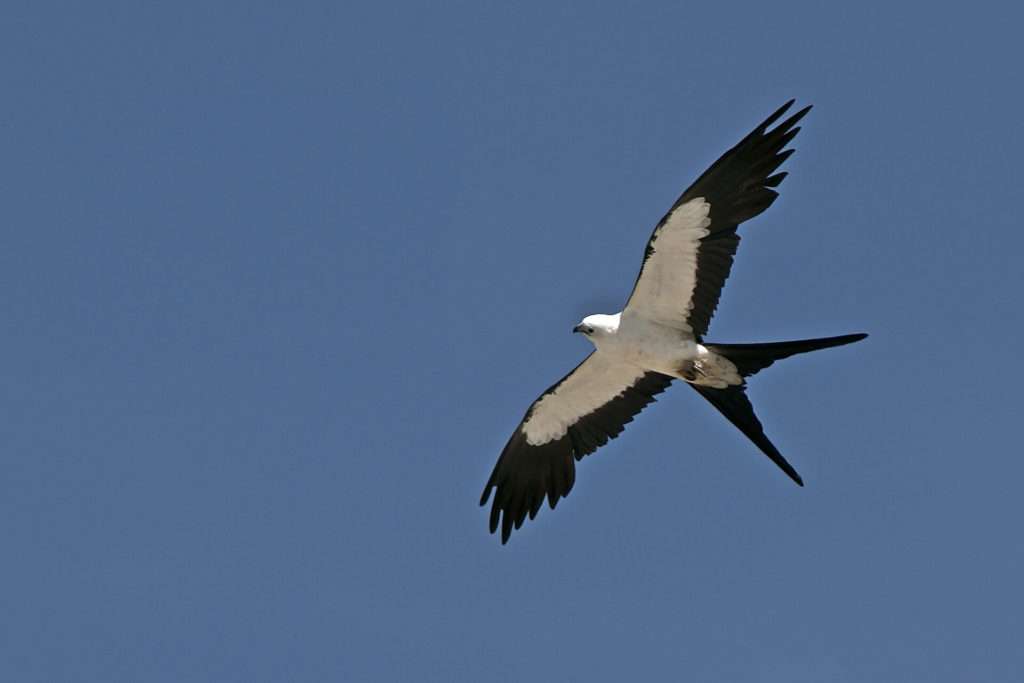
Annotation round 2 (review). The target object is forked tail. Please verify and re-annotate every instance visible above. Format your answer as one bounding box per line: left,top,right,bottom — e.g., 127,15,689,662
706,333,867,378
693,332,866,487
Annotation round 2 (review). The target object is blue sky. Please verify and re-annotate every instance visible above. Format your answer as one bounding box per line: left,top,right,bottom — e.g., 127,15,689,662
4,2,1023,681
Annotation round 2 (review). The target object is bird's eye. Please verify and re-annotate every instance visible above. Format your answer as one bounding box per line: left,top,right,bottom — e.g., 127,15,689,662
587,327,594,334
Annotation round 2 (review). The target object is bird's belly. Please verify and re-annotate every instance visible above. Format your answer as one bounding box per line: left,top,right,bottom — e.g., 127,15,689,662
608,330,693,364
615,340,740,388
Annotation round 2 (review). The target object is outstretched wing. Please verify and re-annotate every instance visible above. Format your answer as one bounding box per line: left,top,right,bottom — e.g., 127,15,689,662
623,100,811,339
481,352,674,544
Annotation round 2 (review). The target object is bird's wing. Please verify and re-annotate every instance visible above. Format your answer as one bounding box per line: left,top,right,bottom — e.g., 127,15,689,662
623,100,811,338
481,352,674,543
689,383,803,486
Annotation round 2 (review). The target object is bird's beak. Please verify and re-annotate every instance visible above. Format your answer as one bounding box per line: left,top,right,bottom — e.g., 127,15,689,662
572,324,584,334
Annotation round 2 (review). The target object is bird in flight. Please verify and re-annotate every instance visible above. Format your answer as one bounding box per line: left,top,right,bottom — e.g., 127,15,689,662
480,100,867,544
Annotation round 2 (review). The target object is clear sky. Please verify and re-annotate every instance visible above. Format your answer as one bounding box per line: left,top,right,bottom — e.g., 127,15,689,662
4,2,1023,681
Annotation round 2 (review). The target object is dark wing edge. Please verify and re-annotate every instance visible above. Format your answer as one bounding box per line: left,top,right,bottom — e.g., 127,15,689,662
635,100,811,339
480,367,674,544
690,383,803,486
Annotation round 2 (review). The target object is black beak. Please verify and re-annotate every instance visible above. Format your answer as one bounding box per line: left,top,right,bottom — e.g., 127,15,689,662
572,324,584,334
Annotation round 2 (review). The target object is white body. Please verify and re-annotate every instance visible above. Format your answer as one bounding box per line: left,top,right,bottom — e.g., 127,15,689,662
523,311,742,445
521,195,745,446
581,311,741,388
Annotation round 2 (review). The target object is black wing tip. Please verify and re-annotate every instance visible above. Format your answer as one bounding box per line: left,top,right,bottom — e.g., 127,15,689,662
480,429,576,545
487,484,569,545
761,100,811,133
789,103,813,123
763,99,795,128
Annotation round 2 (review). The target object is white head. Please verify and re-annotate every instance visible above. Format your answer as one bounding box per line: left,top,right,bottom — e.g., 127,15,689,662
572,313,620,343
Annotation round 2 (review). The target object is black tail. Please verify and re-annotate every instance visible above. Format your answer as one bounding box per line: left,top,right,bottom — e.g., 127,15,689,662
694,332,867,486
706,333,867,378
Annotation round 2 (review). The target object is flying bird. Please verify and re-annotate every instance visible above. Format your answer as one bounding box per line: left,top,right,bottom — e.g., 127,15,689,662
480,101,866,544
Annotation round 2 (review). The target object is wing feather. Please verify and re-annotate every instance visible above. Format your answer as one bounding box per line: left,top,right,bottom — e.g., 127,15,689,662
624,100,811,338
480,353,673,543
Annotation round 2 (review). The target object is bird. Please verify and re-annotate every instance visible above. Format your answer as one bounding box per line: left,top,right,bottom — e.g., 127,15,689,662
480,100,867,544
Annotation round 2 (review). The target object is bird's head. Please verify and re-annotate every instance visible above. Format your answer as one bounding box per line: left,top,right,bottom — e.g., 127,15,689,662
572,313,620,341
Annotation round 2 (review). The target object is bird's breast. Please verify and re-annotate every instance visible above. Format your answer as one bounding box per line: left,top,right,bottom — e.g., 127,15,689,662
601,322,699,371
602,327,740,387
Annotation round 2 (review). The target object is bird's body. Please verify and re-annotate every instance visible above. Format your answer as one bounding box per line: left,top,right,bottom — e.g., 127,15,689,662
575,312,740,388
481,101,867,543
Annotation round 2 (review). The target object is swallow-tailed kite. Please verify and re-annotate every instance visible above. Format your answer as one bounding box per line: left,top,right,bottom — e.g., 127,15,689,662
480,100,866,543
